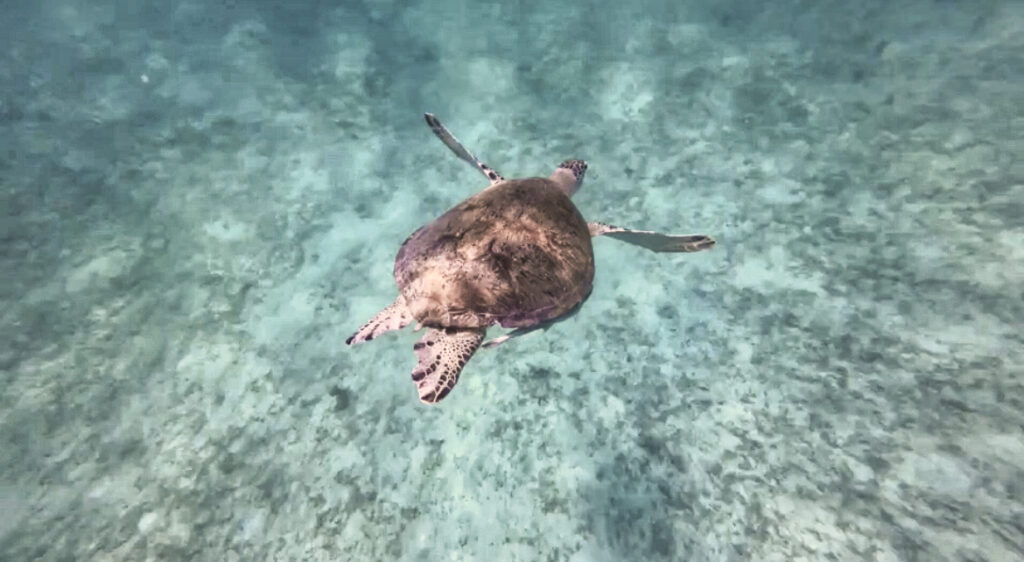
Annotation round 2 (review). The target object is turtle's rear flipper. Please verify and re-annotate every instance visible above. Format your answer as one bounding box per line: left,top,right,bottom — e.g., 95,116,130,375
412,327,485,404
588,222,716,253
481,333,515,349
424,113,504,185
482,325,542,349
346,295,414,345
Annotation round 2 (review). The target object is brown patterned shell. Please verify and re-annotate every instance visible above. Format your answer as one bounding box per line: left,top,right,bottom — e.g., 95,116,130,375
394,177,594,329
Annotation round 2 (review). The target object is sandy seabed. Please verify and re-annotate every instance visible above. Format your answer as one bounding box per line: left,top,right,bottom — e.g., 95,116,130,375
1,1,1022,560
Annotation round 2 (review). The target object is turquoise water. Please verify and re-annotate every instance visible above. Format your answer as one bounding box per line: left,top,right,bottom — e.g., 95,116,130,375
2,0,1022,560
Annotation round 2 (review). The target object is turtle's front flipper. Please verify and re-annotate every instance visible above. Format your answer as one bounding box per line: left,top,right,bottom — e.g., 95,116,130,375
589,222,716,253
411,327,485,404
424,113,504,185
346,295,414,345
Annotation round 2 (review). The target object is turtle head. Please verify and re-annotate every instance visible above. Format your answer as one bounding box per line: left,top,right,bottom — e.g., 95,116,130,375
549,159,587,197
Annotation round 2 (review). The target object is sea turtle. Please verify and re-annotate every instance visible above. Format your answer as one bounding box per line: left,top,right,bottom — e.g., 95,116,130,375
347,114,715,404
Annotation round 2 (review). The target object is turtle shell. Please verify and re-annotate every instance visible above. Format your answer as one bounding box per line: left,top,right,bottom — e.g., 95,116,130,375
394,177,594,329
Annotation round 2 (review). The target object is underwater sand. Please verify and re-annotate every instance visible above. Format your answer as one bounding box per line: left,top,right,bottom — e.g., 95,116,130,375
1,0,1022,560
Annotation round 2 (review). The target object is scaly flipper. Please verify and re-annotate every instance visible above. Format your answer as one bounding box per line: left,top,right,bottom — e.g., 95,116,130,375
588,222,716,253
482,327,530,349
424,113,504,185
411,327,485,404
346,295,414,345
